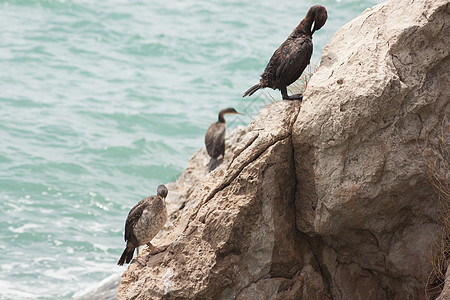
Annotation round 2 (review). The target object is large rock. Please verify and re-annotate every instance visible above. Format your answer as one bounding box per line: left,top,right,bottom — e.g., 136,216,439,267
117,0,449,298
437,264,450,300
118,101,331,299
293,0,449,298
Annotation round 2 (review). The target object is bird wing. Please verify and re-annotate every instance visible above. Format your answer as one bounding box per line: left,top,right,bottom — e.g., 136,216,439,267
275,36,313,85
124,197,149,242
261,47,284,85
205,123,226,158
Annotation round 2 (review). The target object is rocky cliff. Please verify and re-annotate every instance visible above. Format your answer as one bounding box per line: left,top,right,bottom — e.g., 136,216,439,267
117,0,449,298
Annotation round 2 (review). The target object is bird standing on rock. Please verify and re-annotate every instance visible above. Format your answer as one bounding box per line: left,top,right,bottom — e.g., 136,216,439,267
243,5,328,101
205,107,242,172
118,185,168,266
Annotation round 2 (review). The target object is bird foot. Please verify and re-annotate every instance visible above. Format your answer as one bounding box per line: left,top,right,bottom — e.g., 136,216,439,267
148,244,170,255
131,258,146,267
141,245,170,264
282,93,303,101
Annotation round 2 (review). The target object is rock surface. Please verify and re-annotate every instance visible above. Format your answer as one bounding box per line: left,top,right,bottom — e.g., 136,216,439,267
437,264,450,300
292,0,449,298
117,0,449,299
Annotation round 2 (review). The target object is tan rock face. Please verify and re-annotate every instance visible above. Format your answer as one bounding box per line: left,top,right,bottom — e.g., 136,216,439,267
118,0,449,299
437,264,450,300
118,101,330,299
292,0,449,298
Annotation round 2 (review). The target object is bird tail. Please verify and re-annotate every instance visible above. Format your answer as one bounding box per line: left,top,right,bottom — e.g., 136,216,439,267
117,245,135,266
209,158,218,172
243,83,263,97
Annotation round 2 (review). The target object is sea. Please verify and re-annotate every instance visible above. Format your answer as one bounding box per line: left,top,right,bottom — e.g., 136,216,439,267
0,0,382,298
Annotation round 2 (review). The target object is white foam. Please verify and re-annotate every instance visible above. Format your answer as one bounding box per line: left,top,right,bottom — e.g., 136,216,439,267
93,243,109,253
0,280,37,299
8,223,41,233
72,272,121,299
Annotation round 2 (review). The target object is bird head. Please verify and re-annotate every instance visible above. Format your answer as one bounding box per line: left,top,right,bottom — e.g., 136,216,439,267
157,185,168,206
218,107,244,123
311,5,328,34
221,107,243,116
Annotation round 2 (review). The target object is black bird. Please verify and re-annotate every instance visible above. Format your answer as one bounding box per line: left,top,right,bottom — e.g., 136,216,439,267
205,108,241,172
243,5,327,101
118,185,168,266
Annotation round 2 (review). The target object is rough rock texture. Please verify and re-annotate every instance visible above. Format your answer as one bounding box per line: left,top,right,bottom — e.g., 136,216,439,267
292,0,449,298
437,264,450,300
118,101,330,299
117,0,449,299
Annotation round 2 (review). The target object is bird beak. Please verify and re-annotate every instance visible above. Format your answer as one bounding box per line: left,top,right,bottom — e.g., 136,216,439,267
159,195,166,206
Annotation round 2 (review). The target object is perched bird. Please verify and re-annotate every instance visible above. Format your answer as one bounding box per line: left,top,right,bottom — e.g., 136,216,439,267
117,185,168,266
243,5,327,101
205,108,242,172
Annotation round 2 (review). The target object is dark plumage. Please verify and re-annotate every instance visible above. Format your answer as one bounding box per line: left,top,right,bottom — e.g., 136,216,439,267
117,185,168,266
205,108,241,172
243,5,327,101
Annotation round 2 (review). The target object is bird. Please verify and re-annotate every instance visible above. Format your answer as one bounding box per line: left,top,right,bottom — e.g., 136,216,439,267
204,107,242,172
243,5,327,101
117,185,168,266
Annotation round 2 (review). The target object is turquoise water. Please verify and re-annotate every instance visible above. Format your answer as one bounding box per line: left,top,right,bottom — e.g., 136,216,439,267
0,0,381,298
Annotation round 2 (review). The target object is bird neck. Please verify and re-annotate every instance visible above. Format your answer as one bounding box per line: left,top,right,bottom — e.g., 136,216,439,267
218,113,226,123
293,10,315,37
158,196,166,207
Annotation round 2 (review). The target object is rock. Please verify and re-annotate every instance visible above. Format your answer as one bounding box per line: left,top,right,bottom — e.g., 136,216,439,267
292,0,449,297
437,264,450,300
117,101,325,299
117,0,449,298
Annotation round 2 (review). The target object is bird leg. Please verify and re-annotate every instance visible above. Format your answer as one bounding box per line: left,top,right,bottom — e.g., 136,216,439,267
131,246,146,266
280,86,303,101
145,242,159,256
148,244,170,255
217,156,224,167
132,258,146,267
142,244,171,263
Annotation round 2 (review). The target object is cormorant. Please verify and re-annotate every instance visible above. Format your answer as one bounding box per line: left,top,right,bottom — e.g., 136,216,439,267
243,5,327,101
205,108,241,172
117,185,168,266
